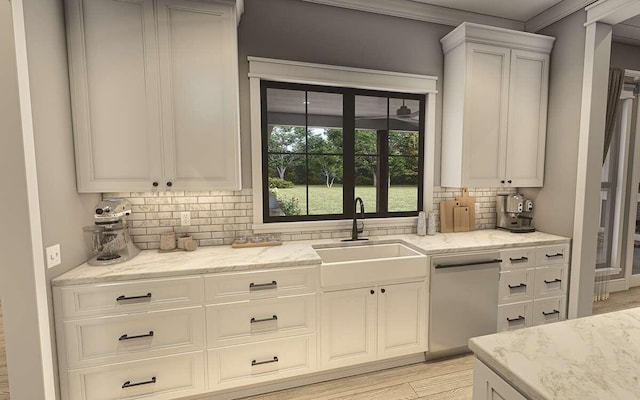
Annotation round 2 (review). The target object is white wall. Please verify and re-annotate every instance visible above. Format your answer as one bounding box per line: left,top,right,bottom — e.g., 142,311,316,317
237,0,453,187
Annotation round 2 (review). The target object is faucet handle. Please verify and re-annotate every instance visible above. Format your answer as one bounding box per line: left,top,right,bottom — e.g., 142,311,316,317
357,220,364,234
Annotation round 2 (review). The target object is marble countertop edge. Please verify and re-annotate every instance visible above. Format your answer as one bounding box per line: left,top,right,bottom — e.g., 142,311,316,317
52,230,570,286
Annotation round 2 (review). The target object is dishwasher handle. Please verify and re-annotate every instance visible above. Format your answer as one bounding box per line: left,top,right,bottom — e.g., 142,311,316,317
434,259,502,269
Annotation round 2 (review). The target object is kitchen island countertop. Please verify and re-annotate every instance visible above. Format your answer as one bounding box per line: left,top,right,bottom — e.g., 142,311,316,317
469,307,640,400
53,229,569,286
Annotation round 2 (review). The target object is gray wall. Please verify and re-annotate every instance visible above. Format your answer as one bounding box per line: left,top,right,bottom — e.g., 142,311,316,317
0,1,51,398
611,41,640,71
20,0,99,396
22,0,99,280
522,10,587,237
237,0,453,187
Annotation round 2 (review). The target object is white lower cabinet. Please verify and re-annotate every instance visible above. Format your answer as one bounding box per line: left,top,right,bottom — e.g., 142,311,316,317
497,302,533,332
472,358,526,400
321,287,377,368
377,282,428,359
533,296,566,326
64,307,204,368
321,281,428,369
67,352,206,400
208,334,317,389
497,244,569,332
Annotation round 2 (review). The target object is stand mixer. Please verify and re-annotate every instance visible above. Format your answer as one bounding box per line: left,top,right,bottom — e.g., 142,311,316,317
496,194,535,233
84,199,140,266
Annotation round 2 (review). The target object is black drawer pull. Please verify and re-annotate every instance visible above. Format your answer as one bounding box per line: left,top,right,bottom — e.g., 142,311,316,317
542,309,560,316
249,281,278,291
122,376,156,389
250,315,278,324
508,283,527,289
119,331,154,341
545,253,564,258
509,257,528,262
252,356,279,367
544,278,562,284
506,315,525,322
435,259,502,269
116,293,152,302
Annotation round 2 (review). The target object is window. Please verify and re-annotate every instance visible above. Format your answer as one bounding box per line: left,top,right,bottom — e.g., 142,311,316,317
262,81,425,222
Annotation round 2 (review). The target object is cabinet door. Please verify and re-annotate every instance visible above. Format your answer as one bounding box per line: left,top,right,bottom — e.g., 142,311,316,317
156,0,241,190
505,50,549,187
463,43,511,187
472,358,527,400
66,0,163,192
377,282,427,359
320,288,376,369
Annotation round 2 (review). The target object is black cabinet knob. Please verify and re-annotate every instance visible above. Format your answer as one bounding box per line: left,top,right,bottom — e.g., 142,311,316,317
507,180,512,184
381,288,386,294
166,181,173,187
370,290,375,295
152,181,159,187
500,180,505,184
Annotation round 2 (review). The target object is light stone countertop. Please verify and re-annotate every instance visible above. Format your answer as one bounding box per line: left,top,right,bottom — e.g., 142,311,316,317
469,308,640,400
52,229,569,286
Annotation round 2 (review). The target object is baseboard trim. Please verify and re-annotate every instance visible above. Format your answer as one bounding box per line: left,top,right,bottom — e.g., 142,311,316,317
188,353,429,400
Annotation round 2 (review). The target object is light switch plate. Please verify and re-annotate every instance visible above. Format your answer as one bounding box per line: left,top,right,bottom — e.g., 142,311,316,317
475,203,480,214
46,244,61,268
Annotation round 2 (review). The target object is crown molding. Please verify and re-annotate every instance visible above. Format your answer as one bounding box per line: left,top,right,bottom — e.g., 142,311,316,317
300,0,524,30
441,22,555,54
248,56,438,93
585,0,640,26
613,22,640,46
525,0,596,32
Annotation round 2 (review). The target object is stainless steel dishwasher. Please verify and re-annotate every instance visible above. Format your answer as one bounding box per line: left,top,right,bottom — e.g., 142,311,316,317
429,251,501,354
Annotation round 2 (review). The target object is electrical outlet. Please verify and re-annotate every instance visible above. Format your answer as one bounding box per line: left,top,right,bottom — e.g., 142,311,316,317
46,244,61,268
475,203,480,214
180,211,191,226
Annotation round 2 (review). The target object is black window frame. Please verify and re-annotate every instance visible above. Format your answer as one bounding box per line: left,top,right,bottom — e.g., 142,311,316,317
261,80,426,223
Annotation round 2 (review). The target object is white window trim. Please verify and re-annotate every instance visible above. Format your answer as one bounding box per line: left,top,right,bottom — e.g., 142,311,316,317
248,57,438,233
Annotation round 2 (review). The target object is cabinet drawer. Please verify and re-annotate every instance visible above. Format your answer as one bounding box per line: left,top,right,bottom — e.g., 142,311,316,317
533,297,566,326
206,294,317,347
534,265,567,298
64,307,204,368
498,269,534,304
66,352,205,400
208,334,317,389
500,248,535,270
536,244,570,266
205,267,318,304
497,302,533,332
56,276,203,318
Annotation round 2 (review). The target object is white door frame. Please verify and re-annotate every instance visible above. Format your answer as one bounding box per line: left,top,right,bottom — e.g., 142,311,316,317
569,0,640,318
622,71,640,288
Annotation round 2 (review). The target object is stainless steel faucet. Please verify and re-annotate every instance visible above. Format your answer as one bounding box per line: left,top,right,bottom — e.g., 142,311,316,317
343,197,368,241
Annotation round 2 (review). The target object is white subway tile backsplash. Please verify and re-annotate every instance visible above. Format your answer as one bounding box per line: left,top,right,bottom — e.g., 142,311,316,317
110,186,514,248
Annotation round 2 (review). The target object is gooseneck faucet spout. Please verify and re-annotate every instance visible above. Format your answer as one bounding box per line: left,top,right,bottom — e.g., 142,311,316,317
343,197,368,241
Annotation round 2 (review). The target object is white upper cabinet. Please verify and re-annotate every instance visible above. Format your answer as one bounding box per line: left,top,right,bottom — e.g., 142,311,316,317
66,0,242,192
440,23,554,188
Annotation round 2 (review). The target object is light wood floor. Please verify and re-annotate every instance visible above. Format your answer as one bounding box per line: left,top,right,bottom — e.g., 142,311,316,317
0,288,637,400
0,302,8,400
592,285,640,315
241,354,475,400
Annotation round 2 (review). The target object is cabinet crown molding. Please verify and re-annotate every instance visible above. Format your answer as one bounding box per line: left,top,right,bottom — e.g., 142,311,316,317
441,22,556,54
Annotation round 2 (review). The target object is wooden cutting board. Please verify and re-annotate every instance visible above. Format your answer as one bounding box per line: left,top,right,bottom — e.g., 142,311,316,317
439,200,458,233
456,188,476,231
453,206,470,232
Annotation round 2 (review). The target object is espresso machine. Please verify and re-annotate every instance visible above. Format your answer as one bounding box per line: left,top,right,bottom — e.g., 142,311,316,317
496,194,535,233
84,199,140,266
